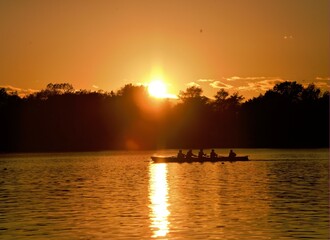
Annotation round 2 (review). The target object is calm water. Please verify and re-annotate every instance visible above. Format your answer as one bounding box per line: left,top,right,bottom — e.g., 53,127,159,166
0,149,328,239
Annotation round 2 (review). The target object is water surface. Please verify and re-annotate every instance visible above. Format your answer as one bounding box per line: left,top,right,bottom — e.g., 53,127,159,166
0,149,328,239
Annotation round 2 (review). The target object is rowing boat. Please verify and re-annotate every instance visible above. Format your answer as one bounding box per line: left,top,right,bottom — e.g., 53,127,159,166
151,155,249,163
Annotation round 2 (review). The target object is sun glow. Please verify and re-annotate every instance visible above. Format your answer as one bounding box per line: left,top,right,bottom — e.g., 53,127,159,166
148,79,168,98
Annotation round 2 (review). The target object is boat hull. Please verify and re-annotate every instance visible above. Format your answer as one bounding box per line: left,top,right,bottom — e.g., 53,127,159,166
151,156,249,163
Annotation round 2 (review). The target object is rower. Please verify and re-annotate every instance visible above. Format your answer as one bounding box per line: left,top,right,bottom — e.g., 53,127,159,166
177,149,185,159
198,149,206,159
210,149,218,159
229,149,236,158
186,149,196,159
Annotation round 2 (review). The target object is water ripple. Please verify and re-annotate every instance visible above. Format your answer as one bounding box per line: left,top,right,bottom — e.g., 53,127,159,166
0,150,328,239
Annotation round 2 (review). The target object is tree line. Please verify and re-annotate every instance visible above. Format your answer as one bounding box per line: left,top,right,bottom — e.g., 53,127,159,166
0,81,328,152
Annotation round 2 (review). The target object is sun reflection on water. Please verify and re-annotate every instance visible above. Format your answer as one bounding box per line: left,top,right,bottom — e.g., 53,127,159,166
149,163,170,238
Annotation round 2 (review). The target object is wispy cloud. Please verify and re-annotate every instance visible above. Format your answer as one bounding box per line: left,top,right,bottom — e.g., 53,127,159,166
197,79,214,83
212,76,287,99
224,76,279,82
225,76,243,81
312,77,330,90
210,81,233,90
92,85,99,89
237,79,285,91
313,82,329,88
315,77,330,81
193,75,328,100
222,76,285,92
0,85,38,97
193,76,286,99
197,78,233,89
187,82,200,87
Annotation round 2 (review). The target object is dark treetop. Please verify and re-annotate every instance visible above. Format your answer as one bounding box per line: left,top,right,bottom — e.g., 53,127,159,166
0,81,328,152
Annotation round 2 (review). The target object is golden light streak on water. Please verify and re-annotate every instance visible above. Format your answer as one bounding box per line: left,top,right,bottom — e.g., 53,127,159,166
149,163,170,238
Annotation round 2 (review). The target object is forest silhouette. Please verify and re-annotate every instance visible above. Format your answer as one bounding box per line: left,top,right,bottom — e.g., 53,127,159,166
0,81,328,152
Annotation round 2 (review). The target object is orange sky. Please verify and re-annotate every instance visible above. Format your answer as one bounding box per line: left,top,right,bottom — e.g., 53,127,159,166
0,0,329,99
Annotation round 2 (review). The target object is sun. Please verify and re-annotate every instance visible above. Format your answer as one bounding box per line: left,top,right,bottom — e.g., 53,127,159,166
148,79,168,98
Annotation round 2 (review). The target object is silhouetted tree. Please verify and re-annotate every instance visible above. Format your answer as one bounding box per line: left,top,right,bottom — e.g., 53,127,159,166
0,81,328,152
167,86,212,148
0,88,22,151
179,86,203,100
301,84,321,101
46,83,74,93
214,89,229,109
213,90,244,112
240,81,329,147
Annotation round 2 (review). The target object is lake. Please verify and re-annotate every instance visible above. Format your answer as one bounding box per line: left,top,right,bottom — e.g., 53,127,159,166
0,149,328,239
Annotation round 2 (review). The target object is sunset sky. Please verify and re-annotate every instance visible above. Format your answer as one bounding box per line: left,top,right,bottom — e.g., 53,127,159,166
0,0,329,99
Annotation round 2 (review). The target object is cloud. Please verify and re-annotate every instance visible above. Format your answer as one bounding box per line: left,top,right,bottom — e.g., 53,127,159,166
210,81,233,89
315,77,330,81
0,85,38,97
192,76,287,99
314,82,329,88
222,76,285,91
92,85,99,89
192,75,329,100
312,77,330,90
239,79,285,91
224,76,278,82
215,76,288,99
187,82,200,87
225,76,243,81
197,78,232,89
197,79,214,83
